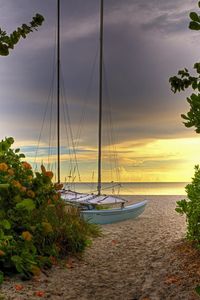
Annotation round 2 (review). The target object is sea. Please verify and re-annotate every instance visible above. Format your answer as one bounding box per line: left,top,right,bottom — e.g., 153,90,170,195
64,182,188,196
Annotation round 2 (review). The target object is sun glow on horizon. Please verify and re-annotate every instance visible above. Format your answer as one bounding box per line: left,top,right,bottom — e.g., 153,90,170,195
19,136,200,183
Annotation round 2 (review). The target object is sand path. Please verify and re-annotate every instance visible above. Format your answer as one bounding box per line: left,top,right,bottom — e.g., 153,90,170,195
1,195,199,300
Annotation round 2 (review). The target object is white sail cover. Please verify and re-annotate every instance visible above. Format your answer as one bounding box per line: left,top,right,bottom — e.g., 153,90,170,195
60,190,127,205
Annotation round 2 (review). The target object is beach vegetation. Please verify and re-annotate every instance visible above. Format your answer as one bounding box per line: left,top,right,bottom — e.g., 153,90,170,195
168,1,200,294
0,14,44,56
0,137,100,282
169,0,200,246
169,1,200,134
176,165,200,243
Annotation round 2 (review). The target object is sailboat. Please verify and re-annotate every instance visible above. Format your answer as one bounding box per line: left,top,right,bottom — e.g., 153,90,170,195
55,0,147,224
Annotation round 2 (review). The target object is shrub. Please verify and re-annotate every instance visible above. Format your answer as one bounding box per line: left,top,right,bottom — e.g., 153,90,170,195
176,165,200,245
0,137,100,282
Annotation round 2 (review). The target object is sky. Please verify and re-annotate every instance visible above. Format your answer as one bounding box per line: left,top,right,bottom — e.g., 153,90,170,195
0,0,200,183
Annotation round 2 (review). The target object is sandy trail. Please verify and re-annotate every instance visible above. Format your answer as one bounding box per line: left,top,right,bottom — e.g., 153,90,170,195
1,195,199,300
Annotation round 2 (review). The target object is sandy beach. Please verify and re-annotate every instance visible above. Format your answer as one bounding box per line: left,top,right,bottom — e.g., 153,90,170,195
1,195,200,300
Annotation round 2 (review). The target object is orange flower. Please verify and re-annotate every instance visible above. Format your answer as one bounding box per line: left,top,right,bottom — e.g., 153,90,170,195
22,161,32,169
49,256,57,265
66,257,74,269
27,190,35,198
34,291,45,297
47,199,51,205
22,231,32,241
54,183,63,190
0,163,8,171
7,168,14,176
45,171,53,179
20,186,27,193
11,180,22,189
52,194,59,201
14,284,24,291
0,250,5,256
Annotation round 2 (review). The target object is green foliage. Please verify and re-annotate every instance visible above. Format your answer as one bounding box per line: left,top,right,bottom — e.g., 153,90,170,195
195,284,200,295
170,2,200,254
176,165,200,242
0,13,44,56
169,1,200,133
0,137,100,282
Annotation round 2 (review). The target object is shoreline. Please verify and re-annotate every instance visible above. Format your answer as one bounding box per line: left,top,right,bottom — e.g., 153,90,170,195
1,195,199,300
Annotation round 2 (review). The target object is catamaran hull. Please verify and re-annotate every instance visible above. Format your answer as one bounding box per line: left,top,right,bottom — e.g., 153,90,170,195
81,200,147,225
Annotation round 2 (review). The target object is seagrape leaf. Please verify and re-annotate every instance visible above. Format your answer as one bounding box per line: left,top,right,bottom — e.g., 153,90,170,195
189,21,200,30
11,255,23,273
16,199,35,211
0,184,9,190
0,43,9,56
195,285,200,295
1,220,11,230
190,12,200,22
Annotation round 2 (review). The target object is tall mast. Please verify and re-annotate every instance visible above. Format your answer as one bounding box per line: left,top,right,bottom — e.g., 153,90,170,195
57,0,61,183
97,0,104,195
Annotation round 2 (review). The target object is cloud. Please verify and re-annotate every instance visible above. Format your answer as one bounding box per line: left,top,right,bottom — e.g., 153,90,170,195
0,0,199,182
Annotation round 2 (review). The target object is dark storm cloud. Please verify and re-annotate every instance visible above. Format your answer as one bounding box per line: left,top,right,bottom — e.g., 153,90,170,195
0,0,198,147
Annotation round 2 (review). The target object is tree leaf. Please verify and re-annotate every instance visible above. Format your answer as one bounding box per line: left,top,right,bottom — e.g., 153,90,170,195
190,12,200,22
0,43,9,56
189,21,200,30
195,285,200,295
16,199,35,211
1,220,11,230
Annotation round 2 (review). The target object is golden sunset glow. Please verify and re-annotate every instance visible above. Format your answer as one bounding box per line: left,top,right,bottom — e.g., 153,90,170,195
24,136,200,183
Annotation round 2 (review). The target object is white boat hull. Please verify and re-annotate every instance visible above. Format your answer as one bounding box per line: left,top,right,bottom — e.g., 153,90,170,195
81,200,147,224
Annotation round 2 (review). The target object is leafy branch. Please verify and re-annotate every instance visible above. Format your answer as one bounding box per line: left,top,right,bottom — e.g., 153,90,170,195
0,13,44,56
169,1,200,133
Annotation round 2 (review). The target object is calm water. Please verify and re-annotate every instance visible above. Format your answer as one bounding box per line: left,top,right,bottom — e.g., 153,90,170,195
64,182,188,195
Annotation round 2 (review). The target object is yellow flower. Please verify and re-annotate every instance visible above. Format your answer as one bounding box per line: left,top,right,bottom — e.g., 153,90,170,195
30,265,41,276
22,231,32,241
0,163,8,171
7,168,14,176
42,222,53,234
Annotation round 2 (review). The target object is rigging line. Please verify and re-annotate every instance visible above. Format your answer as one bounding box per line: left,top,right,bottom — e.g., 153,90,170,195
60,68,81,181
103,63,115,182
75,46,99,149
60,71,79,181
60,87,74,178
47,79,55,169
34,25,57,170
103,60,121,183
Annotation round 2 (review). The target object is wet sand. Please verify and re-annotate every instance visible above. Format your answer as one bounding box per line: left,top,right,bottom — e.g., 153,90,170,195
1,195,200,300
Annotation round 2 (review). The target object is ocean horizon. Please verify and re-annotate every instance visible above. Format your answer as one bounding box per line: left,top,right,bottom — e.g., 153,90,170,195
63,182,189,195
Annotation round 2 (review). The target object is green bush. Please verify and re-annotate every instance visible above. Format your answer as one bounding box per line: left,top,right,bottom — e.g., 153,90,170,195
0,137,100,282
176,165,200,244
